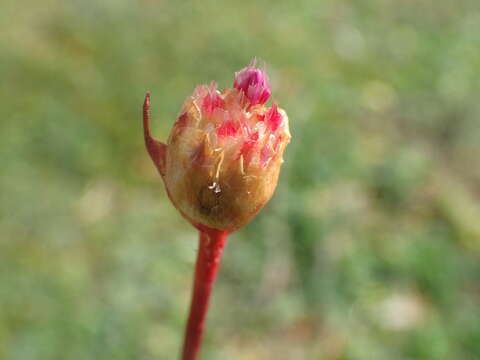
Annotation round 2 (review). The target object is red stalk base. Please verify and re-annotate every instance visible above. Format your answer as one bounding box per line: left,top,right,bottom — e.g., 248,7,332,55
181,228,229,360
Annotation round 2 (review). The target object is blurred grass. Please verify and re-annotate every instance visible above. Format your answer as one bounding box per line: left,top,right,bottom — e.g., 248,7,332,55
1,0,480,359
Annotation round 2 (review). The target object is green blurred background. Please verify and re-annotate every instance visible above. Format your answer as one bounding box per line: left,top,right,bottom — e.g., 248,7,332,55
1,0,480,359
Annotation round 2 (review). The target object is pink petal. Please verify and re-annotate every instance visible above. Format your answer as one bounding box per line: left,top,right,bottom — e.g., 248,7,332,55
265,104,282,131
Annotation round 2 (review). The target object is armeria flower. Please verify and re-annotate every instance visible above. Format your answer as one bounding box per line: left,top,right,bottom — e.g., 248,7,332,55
144,61,290,231
143,61,291,360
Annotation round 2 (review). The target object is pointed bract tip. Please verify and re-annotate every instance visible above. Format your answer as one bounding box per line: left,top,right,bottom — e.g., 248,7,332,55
142,92,167,177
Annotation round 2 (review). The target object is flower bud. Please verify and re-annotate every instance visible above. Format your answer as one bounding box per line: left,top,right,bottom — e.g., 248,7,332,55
233,60,271,106
144,62,290,231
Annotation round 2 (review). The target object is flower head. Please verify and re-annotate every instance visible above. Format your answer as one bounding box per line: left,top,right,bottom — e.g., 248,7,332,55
144,61,290,231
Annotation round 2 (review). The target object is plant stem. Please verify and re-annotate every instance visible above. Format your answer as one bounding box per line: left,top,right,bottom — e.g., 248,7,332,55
181,228,229,360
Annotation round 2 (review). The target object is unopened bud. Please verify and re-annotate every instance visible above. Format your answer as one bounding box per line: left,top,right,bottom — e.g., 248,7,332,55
144,61,290,231
233,60,271,106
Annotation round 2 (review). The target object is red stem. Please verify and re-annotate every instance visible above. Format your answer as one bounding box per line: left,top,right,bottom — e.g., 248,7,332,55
181,228,229,360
